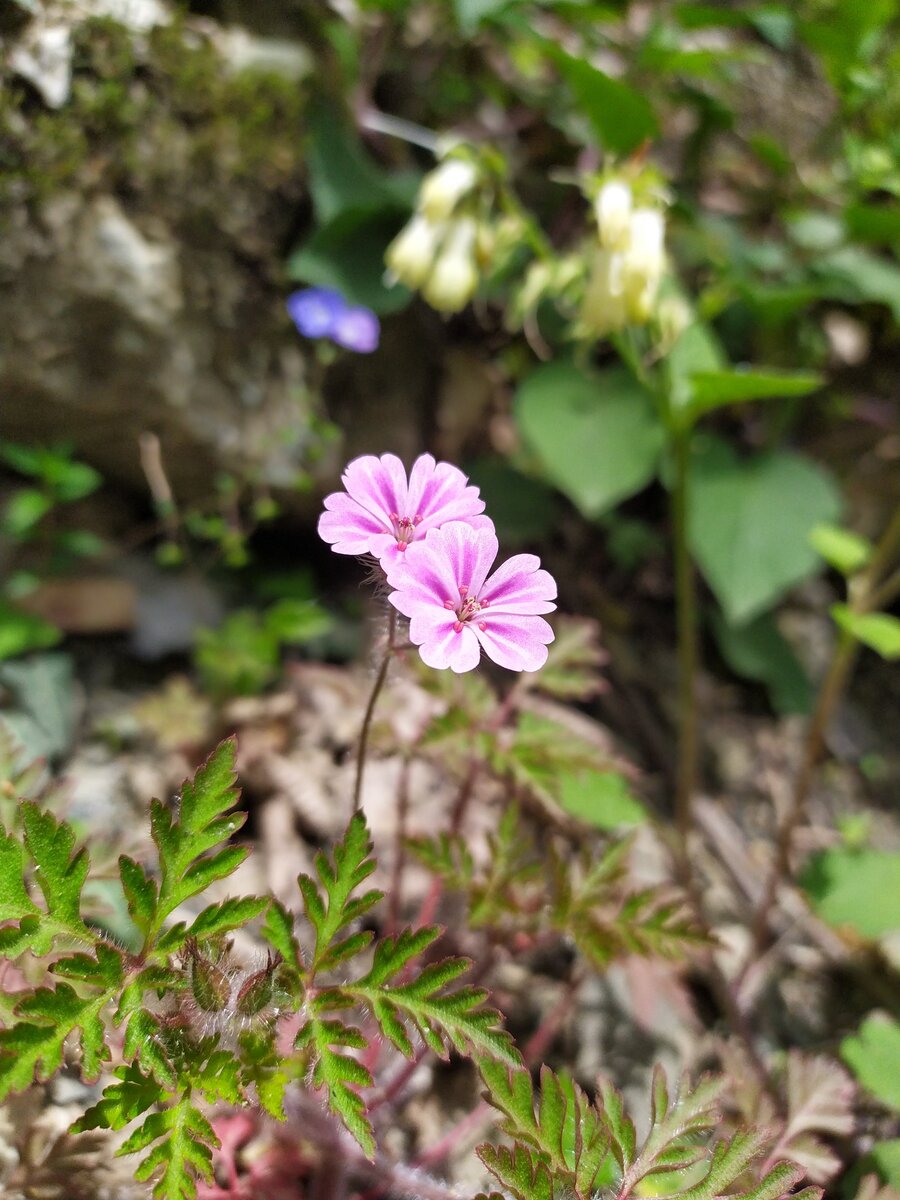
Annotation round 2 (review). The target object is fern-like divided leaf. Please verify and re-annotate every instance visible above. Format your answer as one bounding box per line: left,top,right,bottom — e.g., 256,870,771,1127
478,1059,610,1198
296,1017,375,1157
0,805,98,958
298,811,383,976
348,944,519,1066
411,809,707,969
478,1062,822,1200
288,812,519,1156
132,738,250,952
126,1093,219,1200
0,944,124,1101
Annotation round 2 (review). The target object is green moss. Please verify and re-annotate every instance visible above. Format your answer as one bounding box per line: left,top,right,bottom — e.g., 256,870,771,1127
0,13,308,226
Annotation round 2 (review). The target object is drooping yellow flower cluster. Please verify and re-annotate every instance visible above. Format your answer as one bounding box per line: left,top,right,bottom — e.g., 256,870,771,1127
385,156,486,314
581,179,667,337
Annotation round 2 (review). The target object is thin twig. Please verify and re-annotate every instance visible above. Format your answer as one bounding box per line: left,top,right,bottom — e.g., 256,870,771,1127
353,607,398,812
743,502,900,963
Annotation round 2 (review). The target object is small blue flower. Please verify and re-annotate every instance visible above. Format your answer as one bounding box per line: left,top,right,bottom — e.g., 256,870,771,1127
286,288,380,354
332,305,380,354
286,288,346,339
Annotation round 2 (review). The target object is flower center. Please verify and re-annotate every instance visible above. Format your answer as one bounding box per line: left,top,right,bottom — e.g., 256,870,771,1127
389,511,423,551
443,584,490,632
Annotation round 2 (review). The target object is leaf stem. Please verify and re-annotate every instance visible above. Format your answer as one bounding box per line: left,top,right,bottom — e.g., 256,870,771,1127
672,430,699,841
353,607,398,812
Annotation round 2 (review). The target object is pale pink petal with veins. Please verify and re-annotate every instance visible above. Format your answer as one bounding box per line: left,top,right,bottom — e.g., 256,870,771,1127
388,521,556,674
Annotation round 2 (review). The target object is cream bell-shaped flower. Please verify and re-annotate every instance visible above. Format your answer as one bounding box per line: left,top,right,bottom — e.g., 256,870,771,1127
418,158,479,222
581,247,629,336
594,180,633,251
385,213,446,290
621,207,666,322
422,218,479,313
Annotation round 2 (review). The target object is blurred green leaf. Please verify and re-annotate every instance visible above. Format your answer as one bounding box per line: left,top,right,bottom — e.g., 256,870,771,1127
558,770,646,830
264,599,333,644
0,602,61,661
814,246,900,321
844,203,900,245
287,209,412,315
515,362,664,519
809,525,872,576
871,1140,900,1186
542,42,659,154
1,490,53,538
306,108,418,223
801,847,900,939
194,612,279,699
689,438,841,625
0,654,74,762
454,0,515,33
749,6,794,50
48,460,102,503
842,1016,900,1111
680,368,822,426
711,612,812,715
831,606,900,660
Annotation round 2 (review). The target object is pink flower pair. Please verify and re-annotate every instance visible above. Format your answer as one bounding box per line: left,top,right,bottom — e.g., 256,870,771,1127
318,453,556,673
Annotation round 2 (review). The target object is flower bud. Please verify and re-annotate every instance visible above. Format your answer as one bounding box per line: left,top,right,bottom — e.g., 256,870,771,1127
190,951,231,1013
418,158,479,222
422,218,479,313
594,180,633,250
656,295,691,349
385,213,444,290
235,955,277,1017
581,247,628,336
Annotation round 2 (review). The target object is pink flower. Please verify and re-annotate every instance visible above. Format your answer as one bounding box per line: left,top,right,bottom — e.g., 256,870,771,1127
386,521,556,673
318,453,491,568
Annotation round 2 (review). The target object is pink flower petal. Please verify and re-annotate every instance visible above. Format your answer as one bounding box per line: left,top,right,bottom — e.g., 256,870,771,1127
407,456,487,535
387,538,460,612
342,454,408,526
426,522,498,598
481,554,558,615
418,621,482,673
318,491,389,555
474,614,555,672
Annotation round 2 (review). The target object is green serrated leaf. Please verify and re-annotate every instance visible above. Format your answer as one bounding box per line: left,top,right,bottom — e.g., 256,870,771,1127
118,994,177,1090
196,1049,244,1105
299,812,382,977
123,1095,218,1200
297,1016,375,1157
186,896,269,942
146,740,246,946
260,899,304,976
73,1061,166,1133
477,1142,555,1200
535,617,606,701
0,962,123,1098
0,825,39,922
350,956,519,1066
238,1029,289,1121
20,802,93,948
119,855,157,936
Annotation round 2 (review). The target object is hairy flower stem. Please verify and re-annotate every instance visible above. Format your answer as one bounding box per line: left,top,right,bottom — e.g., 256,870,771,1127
745,503,900,963
353,607,397,812
672,431,699,841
